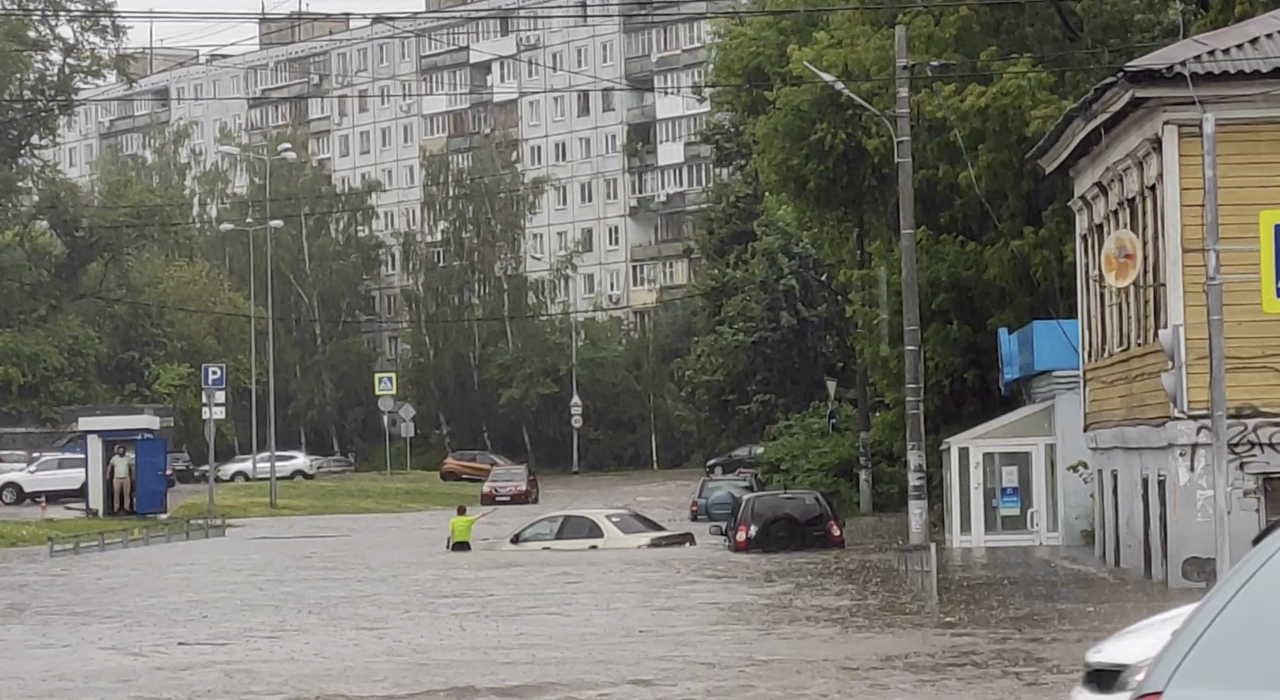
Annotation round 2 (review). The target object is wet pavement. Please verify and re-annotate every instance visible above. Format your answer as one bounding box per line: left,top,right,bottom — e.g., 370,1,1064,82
0,471,1200,700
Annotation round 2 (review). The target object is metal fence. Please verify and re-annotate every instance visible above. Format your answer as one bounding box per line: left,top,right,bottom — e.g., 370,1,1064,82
47,516,228,557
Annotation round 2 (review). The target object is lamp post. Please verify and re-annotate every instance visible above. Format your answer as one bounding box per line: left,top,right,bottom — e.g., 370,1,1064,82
805,43,929,546
217,218,284,489
217,142,297,508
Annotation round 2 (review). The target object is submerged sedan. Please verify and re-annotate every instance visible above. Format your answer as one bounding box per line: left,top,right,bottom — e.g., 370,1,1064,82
473,509,696,551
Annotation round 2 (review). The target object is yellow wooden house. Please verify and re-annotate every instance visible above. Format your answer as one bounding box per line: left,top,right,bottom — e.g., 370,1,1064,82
1032,10,1280,587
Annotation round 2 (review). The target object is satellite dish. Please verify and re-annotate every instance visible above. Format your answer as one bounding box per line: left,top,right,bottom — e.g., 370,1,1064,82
1101,229,1142,288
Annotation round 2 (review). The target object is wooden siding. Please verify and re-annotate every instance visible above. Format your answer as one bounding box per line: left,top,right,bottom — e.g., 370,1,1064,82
1085,345,1170,427
1179,123,1280,414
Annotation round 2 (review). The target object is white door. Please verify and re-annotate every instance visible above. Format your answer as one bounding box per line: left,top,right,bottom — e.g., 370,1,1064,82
971,446,1054,547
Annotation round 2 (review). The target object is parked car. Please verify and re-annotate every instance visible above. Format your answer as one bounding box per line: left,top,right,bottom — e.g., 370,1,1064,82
169,450,208,484
0,450,33,473
708,490,845,553
310,455,355,475
704,444,764,476
0,453,87,505
1069,603,1197,700
481,465,540,505
690,475,759,522
1122,519,1280,700
473,509,696,551
439,450,520,482
215,451,316,482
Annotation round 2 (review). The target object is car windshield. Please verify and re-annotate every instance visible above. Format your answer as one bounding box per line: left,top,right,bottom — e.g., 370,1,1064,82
606,512,667,534
490,453,517,466
488,467,526,482
700,480,754,498
746,493,828,527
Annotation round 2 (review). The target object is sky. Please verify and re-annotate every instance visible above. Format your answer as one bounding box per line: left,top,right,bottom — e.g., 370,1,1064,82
116,0,428,55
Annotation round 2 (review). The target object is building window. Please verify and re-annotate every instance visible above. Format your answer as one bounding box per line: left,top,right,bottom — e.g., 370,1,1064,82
527,98,541,126
526,58,541,80
579,227,594,253
576,91,591,117
529,231,545,257
528,143,543,167
357,48,369,71
402,122,414,145
399,38,411,62
550,50,564,73
379,84,392,107
575,45,589,69
581,272,597,297
338,134,351,158
380,126,392,150
358,130,371,154
424,114,447,137
382,210,396,230
607,269,622,294
579,181,594,205
606,225,621,249
377,42,390,66
603,132,619,154
553,140,568,163
578,136,592,160
381,167,394,187
601,89,616,112
631,263,653,288
604,178,619,202
552,96,565,120
499,59,516,83
556,229,568,253
684,21,705,48
601,41,615,66
554,185,568,209
404,164,417,186
357,89,370,113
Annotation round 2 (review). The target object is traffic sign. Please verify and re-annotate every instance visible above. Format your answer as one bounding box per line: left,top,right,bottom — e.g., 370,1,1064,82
1260,210,1280,313
400,421,416,438
201,390,227,405
377,395,395,413
569,393,583,416
570,415,584,430
825,377,838,403
374,372,398,396
201,405,227,420
398,403,417,422
201,363,227,389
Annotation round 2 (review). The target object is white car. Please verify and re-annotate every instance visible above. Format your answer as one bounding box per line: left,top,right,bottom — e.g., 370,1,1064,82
1069,603,1198,699
0,454,87,505
215,451,316,482
473,509,697,551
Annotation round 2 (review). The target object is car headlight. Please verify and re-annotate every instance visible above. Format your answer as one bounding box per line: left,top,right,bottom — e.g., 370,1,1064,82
1116,659,1152,692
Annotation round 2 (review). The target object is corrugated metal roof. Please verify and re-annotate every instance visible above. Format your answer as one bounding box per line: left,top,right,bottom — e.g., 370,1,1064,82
1125,9,1280,76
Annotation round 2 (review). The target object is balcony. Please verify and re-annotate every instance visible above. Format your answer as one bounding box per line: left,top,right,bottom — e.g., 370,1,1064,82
624,56,654,87
102,106,170,136
629,195,657,216
683,141,711,160
627,143,657,168
626,101,655,125
250,77,313,105
630,239,688,262
654,190,707,213
420,47,468,73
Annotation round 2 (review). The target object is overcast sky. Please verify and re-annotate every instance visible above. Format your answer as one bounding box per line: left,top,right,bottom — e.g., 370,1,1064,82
117,0,427,54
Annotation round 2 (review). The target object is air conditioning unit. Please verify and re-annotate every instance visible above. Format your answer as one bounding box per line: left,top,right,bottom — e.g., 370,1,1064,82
607,292,621,306
655,191,669,203
517,34,540,48
309,74,322,86
398,103,413,114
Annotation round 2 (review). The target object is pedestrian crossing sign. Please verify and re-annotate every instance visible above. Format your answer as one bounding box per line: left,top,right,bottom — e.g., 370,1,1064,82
1260,210,1280,314
374,372,398,396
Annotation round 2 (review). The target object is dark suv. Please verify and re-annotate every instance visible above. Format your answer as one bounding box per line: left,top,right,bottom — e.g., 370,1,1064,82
709,490,845,553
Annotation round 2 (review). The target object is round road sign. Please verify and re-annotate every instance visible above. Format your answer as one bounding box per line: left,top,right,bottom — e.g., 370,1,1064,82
570,415,584,430
377,396,395,412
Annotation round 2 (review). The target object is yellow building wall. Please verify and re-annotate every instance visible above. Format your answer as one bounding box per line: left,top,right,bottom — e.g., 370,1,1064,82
1085,346,1170,428
1180,122,1280,414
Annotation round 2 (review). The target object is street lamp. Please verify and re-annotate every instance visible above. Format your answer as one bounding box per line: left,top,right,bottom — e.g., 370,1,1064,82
217,142,298,508
217,217,285,495
804,54,930,545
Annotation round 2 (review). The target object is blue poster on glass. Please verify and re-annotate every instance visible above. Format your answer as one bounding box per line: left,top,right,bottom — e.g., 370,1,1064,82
999,486,1021,516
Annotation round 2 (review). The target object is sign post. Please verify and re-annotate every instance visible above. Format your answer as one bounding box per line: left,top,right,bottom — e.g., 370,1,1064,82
398,403,417,472
200,364,228,515
569,394,583,475
374,372,398,478
825,377,838,434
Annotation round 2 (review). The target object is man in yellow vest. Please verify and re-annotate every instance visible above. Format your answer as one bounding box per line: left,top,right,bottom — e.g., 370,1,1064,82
447,505,495,552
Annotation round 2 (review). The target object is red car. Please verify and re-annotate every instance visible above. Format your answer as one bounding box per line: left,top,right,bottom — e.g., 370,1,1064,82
480,465,540,505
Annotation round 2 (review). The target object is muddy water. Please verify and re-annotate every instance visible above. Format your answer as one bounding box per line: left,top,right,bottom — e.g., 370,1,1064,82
0,471,1199,700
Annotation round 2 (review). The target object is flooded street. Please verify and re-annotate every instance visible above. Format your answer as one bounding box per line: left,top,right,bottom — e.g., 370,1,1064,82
0,471,1199,700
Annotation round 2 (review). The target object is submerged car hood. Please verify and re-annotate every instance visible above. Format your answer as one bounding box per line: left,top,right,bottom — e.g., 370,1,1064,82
1083,603,1198,667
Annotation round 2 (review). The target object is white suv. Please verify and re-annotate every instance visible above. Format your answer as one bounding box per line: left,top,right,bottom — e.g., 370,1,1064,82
214,451,316,483
0,454,87,505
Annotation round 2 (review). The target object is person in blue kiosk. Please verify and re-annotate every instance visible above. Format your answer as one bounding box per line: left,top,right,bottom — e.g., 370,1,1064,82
108,444,134,515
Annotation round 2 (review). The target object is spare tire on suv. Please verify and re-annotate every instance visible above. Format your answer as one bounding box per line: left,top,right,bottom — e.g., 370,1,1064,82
717,490,845,554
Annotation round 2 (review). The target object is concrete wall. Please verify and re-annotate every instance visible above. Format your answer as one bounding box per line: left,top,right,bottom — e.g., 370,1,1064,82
1087,420,1267,587
1054,392,1093,546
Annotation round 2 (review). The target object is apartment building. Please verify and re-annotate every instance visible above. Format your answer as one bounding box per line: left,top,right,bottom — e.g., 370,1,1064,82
47,3,716,359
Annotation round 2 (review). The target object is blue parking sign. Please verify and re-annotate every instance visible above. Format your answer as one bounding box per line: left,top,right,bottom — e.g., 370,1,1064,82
201,363,227,389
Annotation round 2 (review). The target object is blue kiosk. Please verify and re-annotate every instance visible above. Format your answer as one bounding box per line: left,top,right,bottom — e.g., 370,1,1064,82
77,415,169,517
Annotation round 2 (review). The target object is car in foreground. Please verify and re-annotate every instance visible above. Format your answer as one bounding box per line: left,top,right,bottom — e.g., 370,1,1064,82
709,489,844,553
481,465,540,505
704,444,764,476
215,451,316,482
690,475,758,522
439,450,521,482
473,509,696,551
0,453,87,505
1129,519,1280,700
1069,604,1197,700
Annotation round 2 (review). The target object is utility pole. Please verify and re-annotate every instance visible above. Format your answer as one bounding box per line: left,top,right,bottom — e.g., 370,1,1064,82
1200,112,1232,582
895,24,929,545
855,227,874,514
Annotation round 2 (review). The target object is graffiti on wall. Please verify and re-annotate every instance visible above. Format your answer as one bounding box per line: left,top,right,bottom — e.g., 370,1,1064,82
1194,419,1280,474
